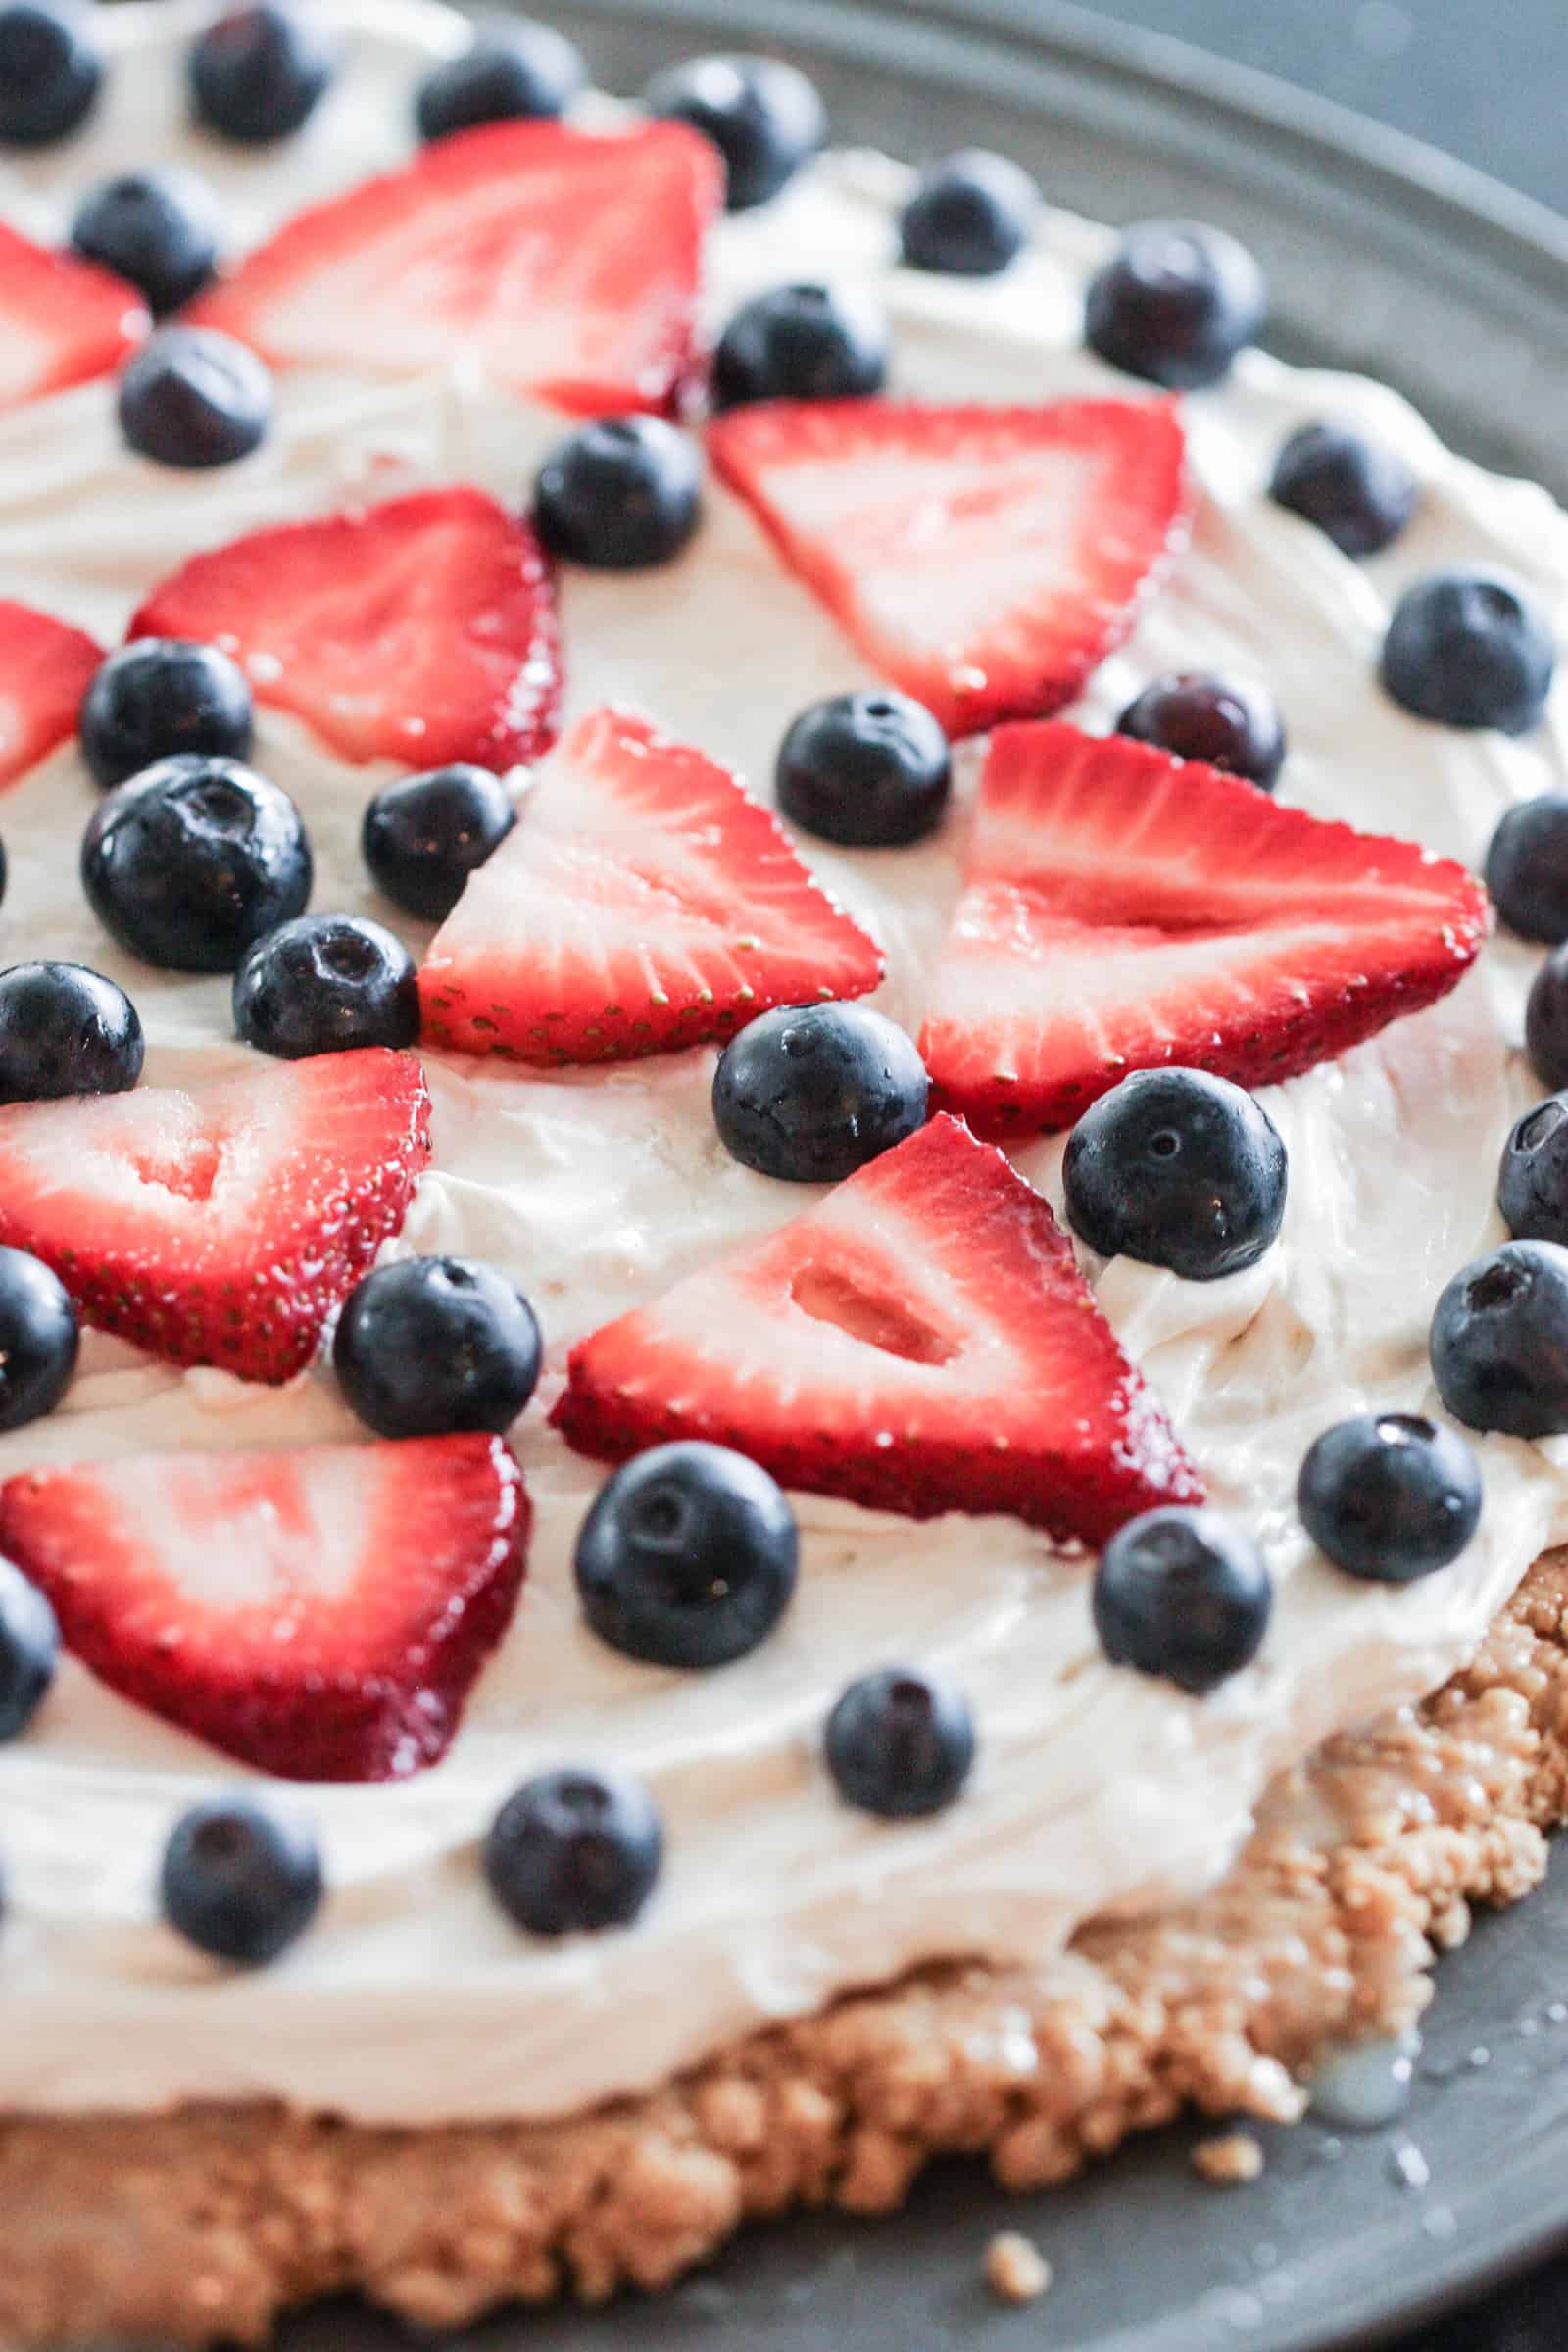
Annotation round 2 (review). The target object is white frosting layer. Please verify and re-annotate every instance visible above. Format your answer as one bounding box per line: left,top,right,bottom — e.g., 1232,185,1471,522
0,0,1566,2126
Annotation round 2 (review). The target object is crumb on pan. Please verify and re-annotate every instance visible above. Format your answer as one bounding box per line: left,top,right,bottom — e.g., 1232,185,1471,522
984,2230,1053,2302
1192,2132,1266,2186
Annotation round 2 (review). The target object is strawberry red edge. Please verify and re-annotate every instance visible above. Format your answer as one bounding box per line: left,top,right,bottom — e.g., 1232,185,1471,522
550,1114,1206,1547
189,120,724,421
0,600,106,792
0,1054,435,1385
553,1370,1202,1548
0,1435,531,1785
707,396,1197,738
122,487,565,774
0,226,150,408
922,722,1494,1137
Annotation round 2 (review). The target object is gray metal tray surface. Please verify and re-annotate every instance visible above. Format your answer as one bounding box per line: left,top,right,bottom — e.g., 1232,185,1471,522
284,5,1568,2345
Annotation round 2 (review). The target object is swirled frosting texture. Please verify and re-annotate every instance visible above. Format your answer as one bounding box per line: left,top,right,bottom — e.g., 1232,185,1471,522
0,0,1564,2125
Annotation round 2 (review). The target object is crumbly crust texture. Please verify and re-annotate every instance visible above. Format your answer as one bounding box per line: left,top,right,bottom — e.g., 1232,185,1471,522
5,1547,1568,2348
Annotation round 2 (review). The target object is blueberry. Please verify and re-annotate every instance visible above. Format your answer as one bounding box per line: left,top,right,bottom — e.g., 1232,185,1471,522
1094,1506,1271,1694
575,1442,798,1670
1063,1068,1288,1282
80,638,254,790
416,16,583,139
642,53,823,212
232,913,418,1060
712,282,888,410
899,149,1037,277
484,1767,662,1936
1527,947,1568,1091
0,962,143,1102
1381,571,1555,733
189,3,333,144
1431,1240,1568,1438
1115,671,1286,791
0,1247,76,1432
1298,1411,1480,1585
823,1666,975,1819
160,1797,323,1966
533,416,702,571
1085,220,1266,391
0,1558,58,1740
81,754,312,974
0,0,101,147
117,325,272,469
712,1003,928,1184
332,1255,542,1440
1500,1095,1568,1246
775,690,951,848
361,763,515,924
71,169,220,318
1485,796,1568,943
1268,418,1417,558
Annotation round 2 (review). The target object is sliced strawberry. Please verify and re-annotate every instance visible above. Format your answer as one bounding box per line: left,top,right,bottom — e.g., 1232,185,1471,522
0,1434,528,1781
0,597,104,790
420,706,884,1063
708,397,1191,738
128,486,562,771
0,1048,430,1383
189,119,720,414
0,220,147,414
919,721,1493,1136
553,1112,1201,1544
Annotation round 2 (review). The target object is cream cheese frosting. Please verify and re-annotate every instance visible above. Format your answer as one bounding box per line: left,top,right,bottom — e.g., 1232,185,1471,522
0,0,1566,2126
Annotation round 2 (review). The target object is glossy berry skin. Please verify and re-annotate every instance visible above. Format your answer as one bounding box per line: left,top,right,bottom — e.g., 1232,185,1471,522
0,1557,59,1741
332,1255,542,1440
1085,219,1266,391
82,754,312,974
484,1767,662,1936
775,690,951,848
824,1666,975,1819
189,4,333,144
1063,1067,1288,1282
1381,571,1555,733
1268,419,1417,558
899,150,1037,277
1485,796,1568,943
362,763,515,923
642,53,823,212
232,914,418,1060
712,1002,929,1184
1500,1095,1568,1247
117,326,272,469
80,638,254,789
1527,947,1568,1091
0,961,143,1102
1115,671,1286,791
1298,1412,1481,1584
1431,1240,1568,1438
0,0,101,147
416,17,583,139
0,1247,77,1433
71,169,220,317
160,1798,323,1966
712,282,889,410
1094,1506,1271,1695
575,1442,799,1670
533,416,702,571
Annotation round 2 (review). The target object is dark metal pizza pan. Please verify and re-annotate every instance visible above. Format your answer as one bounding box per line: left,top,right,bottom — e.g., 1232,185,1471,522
281,5,1568,2345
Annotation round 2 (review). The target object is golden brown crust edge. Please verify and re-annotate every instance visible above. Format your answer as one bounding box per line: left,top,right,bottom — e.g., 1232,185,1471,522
7,1547,1568,2349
